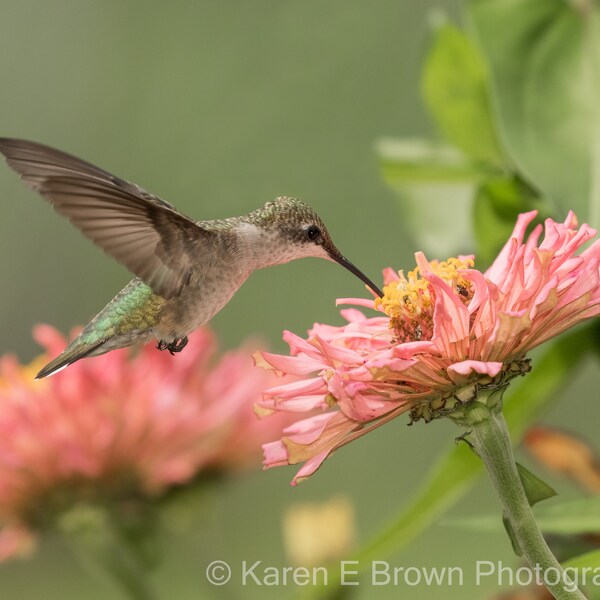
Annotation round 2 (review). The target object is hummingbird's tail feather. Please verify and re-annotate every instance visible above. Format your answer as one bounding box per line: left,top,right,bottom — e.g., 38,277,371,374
36,339,107,379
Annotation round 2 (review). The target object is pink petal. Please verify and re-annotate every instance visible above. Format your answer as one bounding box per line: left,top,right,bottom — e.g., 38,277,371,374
426,274,470,358
339,308,368,323
282,330,324,360
290,450,331,486
486,211,538,284
447,360,503,385
257,351,326,375
336,297,376,309
279,412,337,446
259,394,328,413
383,267,400,284
262,440,291,468
263,377,326,400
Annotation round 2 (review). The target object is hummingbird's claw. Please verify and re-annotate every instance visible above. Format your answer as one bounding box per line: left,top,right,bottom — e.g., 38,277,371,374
168,337,188,354
157,337,189,355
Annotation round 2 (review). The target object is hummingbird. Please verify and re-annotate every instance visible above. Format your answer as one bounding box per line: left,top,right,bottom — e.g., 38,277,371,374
0,138,382,379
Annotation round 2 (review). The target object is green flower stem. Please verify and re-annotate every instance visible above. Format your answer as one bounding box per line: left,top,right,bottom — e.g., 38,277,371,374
465,400,587,600
59,505,160,600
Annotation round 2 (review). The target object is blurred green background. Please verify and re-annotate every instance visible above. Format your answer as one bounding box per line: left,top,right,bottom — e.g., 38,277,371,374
1,1,599,599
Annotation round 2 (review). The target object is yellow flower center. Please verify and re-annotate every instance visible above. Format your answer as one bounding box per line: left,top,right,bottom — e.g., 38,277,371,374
375,256,474,342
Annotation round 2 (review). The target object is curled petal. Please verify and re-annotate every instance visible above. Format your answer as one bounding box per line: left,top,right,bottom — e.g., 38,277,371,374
282,330,324,360
427,274,470,358
447,360,503,385
382,267,400,284
278,412,363,486
312,336,362,366
256,351,325,375
336,297,376,309
259,394,328,413
486,210,538,285
289,450,332,486
262,377,326,401
339,308,368,323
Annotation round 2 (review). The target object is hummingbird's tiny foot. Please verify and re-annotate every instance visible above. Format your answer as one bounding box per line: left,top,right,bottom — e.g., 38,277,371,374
157,340,169,351
167,337,188,354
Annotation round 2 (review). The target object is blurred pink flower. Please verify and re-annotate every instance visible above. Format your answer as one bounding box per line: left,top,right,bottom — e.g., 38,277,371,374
256,211,600,485
0,327,288,560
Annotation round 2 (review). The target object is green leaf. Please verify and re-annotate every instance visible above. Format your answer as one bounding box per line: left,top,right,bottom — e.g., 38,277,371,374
534,497,600,535
563,549,600,571
473,175,551,265
377,137,485,184
301,325,594,599
468,0,600,228
563,550,600,600
376,137,485,256
516,462,558,506
446,497,600,536
421,17,505,166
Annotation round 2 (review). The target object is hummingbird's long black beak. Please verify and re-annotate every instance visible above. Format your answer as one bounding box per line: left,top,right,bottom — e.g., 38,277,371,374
328,251,383,298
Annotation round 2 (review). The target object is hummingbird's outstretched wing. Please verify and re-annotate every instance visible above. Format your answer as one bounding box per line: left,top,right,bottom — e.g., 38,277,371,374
0,138,216,299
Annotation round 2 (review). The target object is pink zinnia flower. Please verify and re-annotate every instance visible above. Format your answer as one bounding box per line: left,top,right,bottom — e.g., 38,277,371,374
256,211,600,485
0,327,289,560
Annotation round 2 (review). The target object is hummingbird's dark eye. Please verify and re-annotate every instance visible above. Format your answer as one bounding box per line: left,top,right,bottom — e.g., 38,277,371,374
306,225,321,241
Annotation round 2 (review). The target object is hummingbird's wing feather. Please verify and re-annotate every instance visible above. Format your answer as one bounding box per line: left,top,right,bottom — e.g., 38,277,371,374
0,138,216,299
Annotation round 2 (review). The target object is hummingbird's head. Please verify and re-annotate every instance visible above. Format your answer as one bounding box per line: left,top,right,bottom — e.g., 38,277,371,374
246,196,383,297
